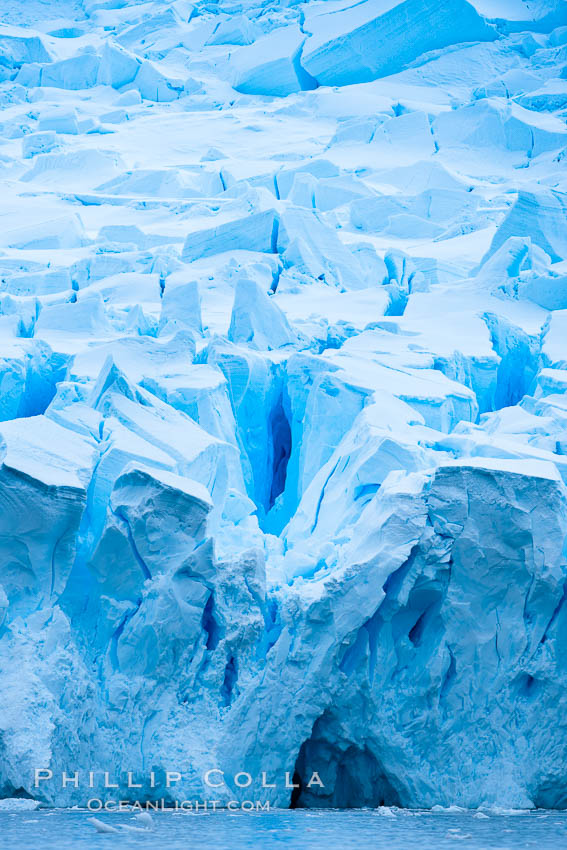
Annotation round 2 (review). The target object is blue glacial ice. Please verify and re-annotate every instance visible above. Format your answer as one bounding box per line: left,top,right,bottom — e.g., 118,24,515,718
0,0,566,813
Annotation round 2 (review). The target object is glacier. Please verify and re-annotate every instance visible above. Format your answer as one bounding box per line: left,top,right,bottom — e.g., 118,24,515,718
0,0,566,813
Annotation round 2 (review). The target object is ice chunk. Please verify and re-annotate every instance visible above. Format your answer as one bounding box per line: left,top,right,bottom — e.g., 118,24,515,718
231,25,317,97
0,338,67,420
97,40,140,88
0,799,41,811
0,27,52,68
485,190,567,264
159,280,202,335
301,0,497,87
41,51,101,90
84,460,215,659
325,330,479,431
0,416,95,618
69,334,196,386
275,160,339,199
516,265,567,311
182,209,279,263
21,131,59,158
97,224,174,249
371,110,436,162
98,167,223,198
228,278,297,350
88,819,120,834
278,207,368,290
85,461,213,620
21,149,123,188
94,385,242,516
140,364,239,451
542,309,567,368
38,108,80,135
284,398,430,553
287,171,372,212
434,99,567,157
206,15,258,46
133,60,185,102
115,88,142,106
35,293,111,337
112,464,211,558
472,0,567,31
0,215,85,250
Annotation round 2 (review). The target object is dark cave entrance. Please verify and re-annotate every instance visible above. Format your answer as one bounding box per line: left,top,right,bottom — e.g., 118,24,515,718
289,714,401,808
289,771,303,808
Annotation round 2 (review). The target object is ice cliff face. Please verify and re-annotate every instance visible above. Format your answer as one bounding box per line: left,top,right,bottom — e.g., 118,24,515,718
0,0,567,811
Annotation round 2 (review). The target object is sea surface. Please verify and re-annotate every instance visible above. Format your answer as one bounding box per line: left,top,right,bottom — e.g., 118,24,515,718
1,808,567,849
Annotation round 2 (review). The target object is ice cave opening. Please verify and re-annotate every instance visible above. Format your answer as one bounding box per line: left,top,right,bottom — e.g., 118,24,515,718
290,715,401,808
532,781,567,810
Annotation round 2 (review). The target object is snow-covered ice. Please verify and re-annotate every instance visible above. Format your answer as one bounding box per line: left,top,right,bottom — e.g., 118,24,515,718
0,0,566,812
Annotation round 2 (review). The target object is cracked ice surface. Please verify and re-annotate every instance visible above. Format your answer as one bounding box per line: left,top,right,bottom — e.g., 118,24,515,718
0,0,566,811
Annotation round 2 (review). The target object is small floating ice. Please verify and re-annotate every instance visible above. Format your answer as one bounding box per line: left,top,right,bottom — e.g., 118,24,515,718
0,799,41,812
135,812,153,829
121,812,154,832
88,817,120,833
431,805,466,813
88,811,153,834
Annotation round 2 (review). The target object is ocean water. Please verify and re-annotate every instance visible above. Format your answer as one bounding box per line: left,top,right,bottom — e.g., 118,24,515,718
1,808,567,849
